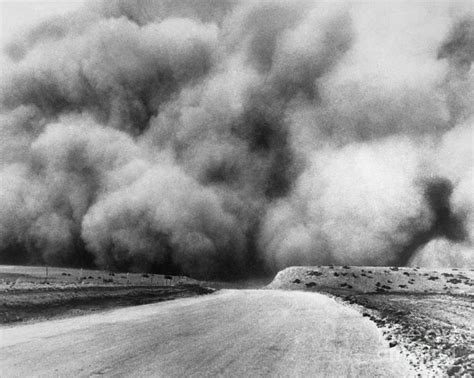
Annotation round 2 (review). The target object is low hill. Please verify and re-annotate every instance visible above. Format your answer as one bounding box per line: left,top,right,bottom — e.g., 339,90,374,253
268,265,474,295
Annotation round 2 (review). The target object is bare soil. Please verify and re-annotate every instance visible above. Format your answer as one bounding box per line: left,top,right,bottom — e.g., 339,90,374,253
332,292,473,377
1,290,414,377
269,266,474,377
0,285,215,324
0,265,215,324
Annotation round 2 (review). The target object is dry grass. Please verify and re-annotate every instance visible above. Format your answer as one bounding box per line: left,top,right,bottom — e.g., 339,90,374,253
269,265,474,295
0,265,200,290
0,265,214,324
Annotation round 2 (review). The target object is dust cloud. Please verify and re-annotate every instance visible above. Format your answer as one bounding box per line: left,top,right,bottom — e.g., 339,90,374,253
0,0,472,278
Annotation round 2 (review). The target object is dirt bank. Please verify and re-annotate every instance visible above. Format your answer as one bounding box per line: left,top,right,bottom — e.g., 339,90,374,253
0,265,215,324
0,284,215,324
269,266,474,377
335,293,473,377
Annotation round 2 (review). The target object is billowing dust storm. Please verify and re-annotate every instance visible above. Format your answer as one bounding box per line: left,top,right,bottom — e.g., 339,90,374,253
0,0,472,278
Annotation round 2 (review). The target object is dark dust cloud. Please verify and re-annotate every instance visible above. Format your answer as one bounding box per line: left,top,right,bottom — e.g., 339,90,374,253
0,0,472,278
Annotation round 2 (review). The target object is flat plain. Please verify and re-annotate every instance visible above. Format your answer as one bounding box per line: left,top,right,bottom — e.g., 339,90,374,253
1,264,473,377
0,265,214,324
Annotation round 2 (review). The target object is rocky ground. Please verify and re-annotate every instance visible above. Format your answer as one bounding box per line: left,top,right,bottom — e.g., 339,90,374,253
269,266,474,377
338,293,473,377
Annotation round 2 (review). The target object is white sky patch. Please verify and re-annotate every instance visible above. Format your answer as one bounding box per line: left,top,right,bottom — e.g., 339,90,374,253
0,0,84,45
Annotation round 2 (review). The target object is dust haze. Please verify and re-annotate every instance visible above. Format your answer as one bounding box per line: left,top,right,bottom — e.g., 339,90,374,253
0,0,472,278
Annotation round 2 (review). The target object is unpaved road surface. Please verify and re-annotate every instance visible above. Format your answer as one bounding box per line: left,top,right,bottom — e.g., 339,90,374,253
1,290,411,377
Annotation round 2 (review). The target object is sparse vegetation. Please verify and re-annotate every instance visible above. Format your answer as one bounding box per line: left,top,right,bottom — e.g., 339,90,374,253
269,265,474,376
0,265,214,324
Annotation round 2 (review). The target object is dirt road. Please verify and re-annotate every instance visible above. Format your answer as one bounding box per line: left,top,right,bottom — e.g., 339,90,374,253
1,290,412,377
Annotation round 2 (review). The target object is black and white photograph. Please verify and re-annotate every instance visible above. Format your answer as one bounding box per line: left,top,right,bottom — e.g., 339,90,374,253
0,0,473,376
